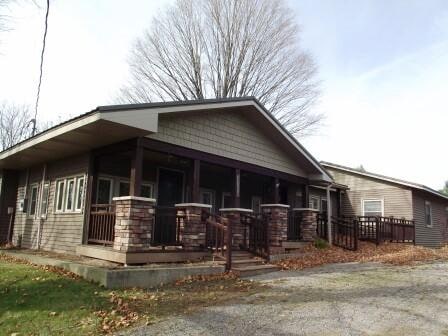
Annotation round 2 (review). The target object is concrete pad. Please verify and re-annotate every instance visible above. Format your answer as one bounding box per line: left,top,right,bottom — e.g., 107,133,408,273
1,250,225,289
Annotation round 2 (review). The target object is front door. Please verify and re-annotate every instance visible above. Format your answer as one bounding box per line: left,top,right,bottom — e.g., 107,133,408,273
153,169,184,245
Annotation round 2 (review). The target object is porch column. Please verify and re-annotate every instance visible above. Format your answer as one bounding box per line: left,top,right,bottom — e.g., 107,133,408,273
189,159,201,203
113,196,155,252
302,184,309,208
273,178,280,204
260,204,289,255
175,203,211,250
220,208,252,249
293,208,319,242
130,140,143,197
233,168,241,208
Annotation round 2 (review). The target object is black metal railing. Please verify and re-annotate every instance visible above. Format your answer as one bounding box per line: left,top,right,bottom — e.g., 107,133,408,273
152,206,182,246
241,213,269,258
287,211,303,241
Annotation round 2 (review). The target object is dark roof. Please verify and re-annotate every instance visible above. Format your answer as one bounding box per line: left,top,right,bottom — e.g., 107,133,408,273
321,161,448,201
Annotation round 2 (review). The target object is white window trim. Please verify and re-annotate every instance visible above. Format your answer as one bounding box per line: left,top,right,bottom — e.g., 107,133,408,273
75,176,86,211
65,178,76,212
361,199,384,217
425,200,433,227
28,183,39,218
40,182,50,219
141,182,155,198
55,180,66,213
55,175,86,214
96,176,114,204
309,196,320,210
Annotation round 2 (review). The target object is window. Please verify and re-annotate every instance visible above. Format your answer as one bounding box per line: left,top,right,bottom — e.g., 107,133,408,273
222,192,232,208
55,176,86,213
65,179,75,211
321,198,328,213
362,199,383,217
309,196,319,210
425,201,433,227
251,196,262,213
119,181,130,197
141,183,154,198
56,180,65,212
40,183,50,218
28,184,39,216
97,178,113,204
200,189,215,212
75,177,85,211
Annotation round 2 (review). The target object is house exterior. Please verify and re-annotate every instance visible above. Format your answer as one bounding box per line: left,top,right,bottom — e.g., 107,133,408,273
322,162,448,248
0,97,340,268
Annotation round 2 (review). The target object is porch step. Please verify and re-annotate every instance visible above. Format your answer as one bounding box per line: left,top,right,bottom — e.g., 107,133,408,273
232,264,280,277
231,258,264,268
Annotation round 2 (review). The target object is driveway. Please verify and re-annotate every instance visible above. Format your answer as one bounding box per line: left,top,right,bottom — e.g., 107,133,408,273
122,262,448,336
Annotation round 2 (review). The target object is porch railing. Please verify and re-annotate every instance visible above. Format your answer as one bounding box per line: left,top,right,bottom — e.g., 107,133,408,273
287,211,303,241
204,211,227,257
316,213,328,240
332,216,358,251
241,213,269,258
88,204,116,245
152,206,182,247
358,216,415,244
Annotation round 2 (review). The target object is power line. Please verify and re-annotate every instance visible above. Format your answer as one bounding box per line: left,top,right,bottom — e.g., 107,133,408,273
32,0,50,136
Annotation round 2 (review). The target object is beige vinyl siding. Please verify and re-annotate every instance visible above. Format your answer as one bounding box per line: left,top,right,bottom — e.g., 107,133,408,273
309,187,339,215
326,168,413,219
413,193,447,248
12,154,88,254
147,110,306,177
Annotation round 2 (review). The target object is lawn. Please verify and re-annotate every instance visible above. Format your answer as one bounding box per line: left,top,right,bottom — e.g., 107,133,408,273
0,254,263,335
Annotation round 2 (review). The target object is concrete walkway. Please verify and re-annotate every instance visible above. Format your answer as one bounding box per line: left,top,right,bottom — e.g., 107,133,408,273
122,262,448,335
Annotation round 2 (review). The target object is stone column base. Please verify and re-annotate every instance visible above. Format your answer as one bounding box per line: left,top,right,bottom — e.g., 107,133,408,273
175,203,212,251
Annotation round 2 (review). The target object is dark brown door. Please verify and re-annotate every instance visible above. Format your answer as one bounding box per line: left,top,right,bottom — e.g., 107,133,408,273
153,169,184,245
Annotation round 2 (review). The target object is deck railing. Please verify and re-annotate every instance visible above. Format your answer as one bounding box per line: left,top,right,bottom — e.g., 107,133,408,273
332,216,358,251
88,204,116,245
316,213,328,240
204,212,227,257
152,206,182,247
287,211,303,241
241,213,269,258
358,216,415,244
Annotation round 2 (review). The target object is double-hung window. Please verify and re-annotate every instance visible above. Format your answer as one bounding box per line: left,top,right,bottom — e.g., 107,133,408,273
28,184,39,217
55,176,86,213
425,201,433,227
40,183,50,218
309,196,319,210
362,199,383,217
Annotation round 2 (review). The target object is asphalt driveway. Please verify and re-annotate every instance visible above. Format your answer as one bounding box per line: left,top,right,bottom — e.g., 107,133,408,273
122,262,448,336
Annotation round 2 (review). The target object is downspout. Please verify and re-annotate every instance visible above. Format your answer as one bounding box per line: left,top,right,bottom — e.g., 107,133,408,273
326,183,333,245
37,164,47,249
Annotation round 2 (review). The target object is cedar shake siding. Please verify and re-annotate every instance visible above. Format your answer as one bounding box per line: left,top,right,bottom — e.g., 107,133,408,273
147,110,307,177
12,154,89,254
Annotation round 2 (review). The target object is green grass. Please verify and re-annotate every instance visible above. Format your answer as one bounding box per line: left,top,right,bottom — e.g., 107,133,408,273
0,260,113,335
0,256,265,335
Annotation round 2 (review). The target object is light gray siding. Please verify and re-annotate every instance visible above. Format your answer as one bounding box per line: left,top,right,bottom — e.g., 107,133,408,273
12,154,89,254
413,192,448,248
309,187,338,216
147,110,307,177
327,168,414,219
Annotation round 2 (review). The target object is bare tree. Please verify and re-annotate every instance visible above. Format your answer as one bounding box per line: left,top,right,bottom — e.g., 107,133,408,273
0,102,33,151
119,0,322,136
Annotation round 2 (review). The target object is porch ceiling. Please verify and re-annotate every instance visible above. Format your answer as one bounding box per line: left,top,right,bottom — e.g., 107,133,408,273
0,116,154,170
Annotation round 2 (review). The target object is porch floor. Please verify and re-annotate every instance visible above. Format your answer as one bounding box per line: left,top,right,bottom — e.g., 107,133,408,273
76,245,212,265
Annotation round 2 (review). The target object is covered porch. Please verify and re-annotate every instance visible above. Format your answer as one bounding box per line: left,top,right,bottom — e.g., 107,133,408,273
79,137,334,267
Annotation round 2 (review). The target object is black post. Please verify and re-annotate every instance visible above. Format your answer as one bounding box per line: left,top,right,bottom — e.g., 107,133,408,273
226,218,232,271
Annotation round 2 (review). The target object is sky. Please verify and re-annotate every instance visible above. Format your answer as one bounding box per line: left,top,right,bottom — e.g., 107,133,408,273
0,0,447,190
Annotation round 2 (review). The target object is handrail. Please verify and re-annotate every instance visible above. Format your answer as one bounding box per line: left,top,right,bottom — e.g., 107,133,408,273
88,203,115,245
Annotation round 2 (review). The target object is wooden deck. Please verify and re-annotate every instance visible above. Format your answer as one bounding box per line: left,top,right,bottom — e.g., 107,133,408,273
76,245,211,264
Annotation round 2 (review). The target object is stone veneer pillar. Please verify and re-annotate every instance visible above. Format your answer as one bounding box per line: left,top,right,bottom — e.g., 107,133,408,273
219,208,253,249
113,196,156,252
293,208,319,242
175,203,212,251
260,204,289,254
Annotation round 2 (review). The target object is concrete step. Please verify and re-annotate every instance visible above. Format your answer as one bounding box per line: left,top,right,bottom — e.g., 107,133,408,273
231,258,264,268
232,264,280,277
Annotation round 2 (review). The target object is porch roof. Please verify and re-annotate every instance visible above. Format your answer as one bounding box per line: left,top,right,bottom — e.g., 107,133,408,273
0,97,332,183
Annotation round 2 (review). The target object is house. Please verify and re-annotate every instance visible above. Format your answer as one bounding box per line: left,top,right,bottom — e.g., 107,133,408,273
0,97,343,271
322,162,448,248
